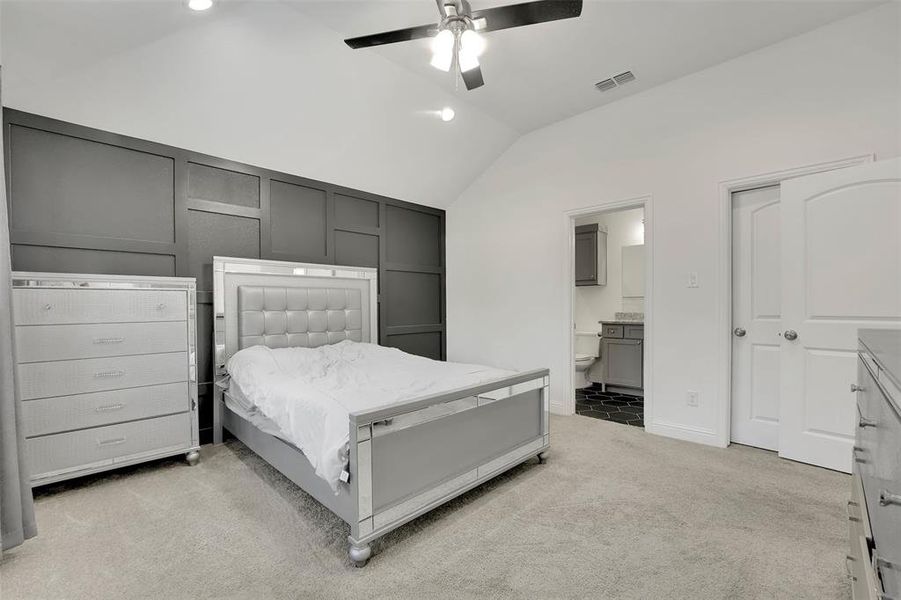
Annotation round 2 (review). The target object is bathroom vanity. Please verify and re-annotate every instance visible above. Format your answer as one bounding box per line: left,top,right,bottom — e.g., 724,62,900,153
600,319,644,393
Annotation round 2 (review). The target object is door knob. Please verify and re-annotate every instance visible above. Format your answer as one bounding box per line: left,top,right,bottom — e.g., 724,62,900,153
733,327,746,337
850,384,866,393
783,329,798,341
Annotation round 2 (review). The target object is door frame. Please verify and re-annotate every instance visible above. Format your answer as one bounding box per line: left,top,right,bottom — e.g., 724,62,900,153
562,194,653,422
716,154,874,448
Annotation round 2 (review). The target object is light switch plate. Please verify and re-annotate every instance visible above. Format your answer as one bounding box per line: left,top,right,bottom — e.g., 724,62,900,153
686,390,699,407
687,272,699,288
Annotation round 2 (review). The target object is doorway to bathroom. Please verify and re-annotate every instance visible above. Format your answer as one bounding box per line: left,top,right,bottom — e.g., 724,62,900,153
568,201,650,428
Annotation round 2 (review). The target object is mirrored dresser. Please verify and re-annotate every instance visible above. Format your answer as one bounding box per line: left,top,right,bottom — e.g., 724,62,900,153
11,272,200,485
850,329,901,599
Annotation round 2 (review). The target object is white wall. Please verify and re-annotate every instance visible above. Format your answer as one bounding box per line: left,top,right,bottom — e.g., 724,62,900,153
447,4,901,444
0,2,516,209
574,207,645,331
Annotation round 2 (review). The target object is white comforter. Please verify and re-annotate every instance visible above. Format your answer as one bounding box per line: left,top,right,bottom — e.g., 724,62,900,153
226,341,513,491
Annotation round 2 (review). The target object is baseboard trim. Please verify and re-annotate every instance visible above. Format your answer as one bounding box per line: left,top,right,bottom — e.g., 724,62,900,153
550,401,568,415
646,419,725,448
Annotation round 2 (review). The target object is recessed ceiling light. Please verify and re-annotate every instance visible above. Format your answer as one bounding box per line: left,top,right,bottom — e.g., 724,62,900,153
440,107,455,122
188,0,213,11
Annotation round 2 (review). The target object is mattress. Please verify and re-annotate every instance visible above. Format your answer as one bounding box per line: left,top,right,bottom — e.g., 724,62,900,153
224,380,287,441
226,341,513,492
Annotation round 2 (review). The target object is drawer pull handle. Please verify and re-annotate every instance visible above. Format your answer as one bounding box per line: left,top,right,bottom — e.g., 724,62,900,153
850,383,866,393
94,370,126,378
157,303,166,310
859,417,877,428
879,490,901,507
95,403,125,413
43,303,52,310
97,437,127,447
93,337,125,345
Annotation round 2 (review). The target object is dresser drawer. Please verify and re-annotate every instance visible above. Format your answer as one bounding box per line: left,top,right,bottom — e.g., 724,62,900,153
22,382,190,437
27,413,191,479
17,352,188,400
851,471,873,541
850,531,882,600
13,288,187,325
868,389,901,567
15,321,187,363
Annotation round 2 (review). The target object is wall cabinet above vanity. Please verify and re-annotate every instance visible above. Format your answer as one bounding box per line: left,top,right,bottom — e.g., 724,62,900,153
575,224,607,287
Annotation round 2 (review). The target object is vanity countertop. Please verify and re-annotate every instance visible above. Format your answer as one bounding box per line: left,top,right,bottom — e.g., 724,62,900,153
599,320,644,326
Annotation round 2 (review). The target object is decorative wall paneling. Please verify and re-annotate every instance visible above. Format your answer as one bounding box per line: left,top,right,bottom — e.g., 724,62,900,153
3,109,446,443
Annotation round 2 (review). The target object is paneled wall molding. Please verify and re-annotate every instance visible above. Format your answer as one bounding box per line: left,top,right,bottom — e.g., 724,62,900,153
185,198,263,220
10,231,178,256
3,108,446,443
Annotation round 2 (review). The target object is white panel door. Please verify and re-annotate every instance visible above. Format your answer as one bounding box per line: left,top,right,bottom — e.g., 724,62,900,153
779,158,901,472
731,186,782,450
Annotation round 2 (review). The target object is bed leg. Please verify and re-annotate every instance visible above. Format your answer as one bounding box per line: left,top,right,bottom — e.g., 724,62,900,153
537,451,549,464
349,541,372,567
185,450,200,466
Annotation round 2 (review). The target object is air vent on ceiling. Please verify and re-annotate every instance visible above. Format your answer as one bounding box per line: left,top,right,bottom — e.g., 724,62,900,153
594,78,616,92
595,70,636,92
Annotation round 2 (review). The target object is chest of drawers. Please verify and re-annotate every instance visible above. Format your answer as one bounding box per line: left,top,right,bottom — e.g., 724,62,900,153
11,272,200,485
850,330,901,599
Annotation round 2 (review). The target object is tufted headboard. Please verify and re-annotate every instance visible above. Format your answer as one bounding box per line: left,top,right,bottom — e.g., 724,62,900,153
237,285,363,350
212,257,377,376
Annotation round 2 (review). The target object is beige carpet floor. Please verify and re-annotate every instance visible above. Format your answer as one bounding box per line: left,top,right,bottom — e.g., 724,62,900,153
1,415,851,600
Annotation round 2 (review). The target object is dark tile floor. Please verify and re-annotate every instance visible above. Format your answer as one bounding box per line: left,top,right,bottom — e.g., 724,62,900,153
575,384,644,427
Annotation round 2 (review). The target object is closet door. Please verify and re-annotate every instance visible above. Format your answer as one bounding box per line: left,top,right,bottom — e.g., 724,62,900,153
731,186,782,451
779,158,901,472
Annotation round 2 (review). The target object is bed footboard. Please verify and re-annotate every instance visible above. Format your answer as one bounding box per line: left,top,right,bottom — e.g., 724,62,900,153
346,368,550,565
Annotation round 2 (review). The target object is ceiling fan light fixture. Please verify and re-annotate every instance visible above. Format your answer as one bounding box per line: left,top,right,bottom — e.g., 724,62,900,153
430,29,455,72
430,51,454,72
458,47,480,73
460,29,485,56
458,28,484,73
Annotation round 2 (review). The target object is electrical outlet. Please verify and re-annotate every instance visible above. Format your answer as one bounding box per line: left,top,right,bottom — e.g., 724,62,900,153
686,390,699,407
687,272,699,288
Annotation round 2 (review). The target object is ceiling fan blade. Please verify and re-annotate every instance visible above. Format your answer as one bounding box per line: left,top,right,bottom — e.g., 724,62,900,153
344,23,438,49
471,0,582,33
435,0,454,17
461,65,485,90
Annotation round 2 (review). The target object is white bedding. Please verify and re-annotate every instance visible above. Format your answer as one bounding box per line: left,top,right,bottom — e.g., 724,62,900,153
226,341,513,492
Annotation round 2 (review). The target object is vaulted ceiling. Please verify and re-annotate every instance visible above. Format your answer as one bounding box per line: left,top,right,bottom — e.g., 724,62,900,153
1,0,880,207
296,0,880,133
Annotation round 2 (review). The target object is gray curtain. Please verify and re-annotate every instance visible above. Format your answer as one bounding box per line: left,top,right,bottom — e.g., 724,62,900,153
0,68,37,553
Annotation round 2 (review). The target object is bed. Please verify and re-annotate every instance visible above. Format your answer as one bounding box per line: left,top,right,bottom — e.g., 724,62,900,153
211,256,550,566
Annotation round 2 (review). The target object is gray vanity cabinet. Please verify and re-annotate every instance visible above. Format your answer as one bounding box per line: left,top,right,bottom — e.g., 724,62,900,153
575,224,607,286
604,339,643,388
601,323,644,391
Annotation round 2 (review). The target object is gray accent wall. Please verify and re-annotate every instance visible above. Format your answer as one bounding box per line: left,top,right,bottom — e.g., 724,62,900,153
3,109,446,443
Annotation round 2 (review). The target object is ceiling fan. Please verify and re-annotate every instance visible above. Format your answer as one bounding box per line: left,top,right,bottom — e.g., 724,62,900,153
344,0,583,91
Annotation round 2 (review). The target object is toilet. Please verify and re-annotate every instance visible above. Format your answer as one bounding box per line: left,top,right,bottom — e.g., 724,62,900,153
574,331,600,389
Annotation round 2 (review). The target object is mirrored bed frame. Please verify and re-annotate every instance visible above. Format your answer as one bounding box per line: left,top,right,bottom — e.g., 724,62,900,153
211,256,550,566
